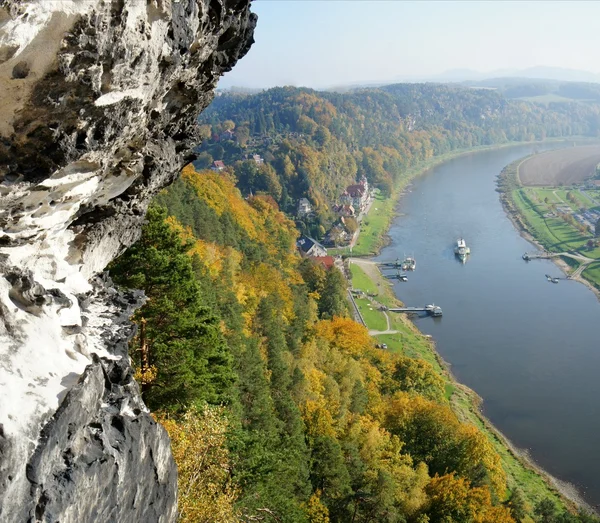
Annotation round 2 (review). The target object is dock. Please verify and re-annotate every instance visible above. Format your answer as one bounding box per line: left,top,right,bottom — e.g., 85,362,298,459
378,260,403,269
386,304,443,317
523,251,594,280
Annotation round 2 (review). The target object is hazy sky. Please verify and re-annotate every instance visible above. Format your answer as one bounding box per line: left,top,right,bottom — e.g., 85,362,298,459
219,1,600,89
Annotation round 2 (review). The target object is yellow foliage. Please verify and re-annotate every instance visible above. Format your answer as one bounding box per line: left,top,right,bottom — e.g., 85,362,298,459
182,166,299,273
302,399,337,438
133,364,158,385
182,165,259,240
385,392,508,499
305,491,330,523
157,407,240,523
425,473,515,523
165,215,195,243
343,415,430,515
314,316,374,358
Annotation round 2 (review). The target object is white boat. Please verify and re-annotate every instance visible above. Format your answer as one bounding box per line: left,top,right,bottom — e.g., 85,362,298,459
454,238,470,260
402,256,416,271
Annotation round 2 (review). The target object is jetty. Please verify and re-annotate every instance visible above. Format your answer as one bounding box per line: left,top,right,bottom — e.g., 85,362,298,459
523,251,594,279
378,255,416,271
378,259,403,269
387,304,443,317
384,270,408,281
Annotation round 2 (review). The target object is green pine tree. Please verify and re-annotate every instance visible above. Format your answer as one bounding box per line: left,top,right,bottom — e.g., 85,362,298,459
109,205,234,412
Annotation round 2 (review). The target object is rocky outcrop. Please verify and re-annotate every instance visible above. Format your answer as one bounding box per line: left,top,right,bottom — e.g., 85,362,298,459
0,1,255,521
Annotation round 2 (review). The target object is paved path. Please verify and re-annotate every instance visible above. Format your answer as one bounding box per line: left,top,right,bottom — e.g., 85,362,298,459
526,251,594,263
347,194,375,249
347,289,366,326
525,250,596,279
580,188,600,207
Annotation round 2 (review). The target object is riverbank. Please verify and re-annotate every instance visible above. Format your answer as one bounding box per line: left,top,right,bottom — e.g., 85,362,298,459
347,257,592,516
497,155,600,300
342,140,600,515
346,138,595,257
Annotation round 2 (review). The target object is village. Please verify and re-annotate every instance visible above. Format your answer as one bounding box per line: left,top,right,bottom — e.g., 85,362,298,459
205,126,376,265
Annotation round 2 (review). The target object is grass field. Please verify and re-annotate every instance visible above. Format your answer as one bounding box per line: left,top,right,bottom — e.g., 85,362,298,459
513,187,593,250
516,93,593,105
354,297,387,331
351,192,397,255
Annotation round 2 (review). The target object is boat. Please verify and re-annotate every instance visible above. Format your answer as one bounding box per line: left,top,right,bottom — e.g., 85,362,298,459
454,238,470,260
402,256,416,271
425,304,443,317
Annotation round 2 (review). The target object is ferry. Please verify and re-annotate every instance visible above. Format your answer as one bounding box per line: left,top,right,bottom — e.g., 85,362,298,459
454,238,470,261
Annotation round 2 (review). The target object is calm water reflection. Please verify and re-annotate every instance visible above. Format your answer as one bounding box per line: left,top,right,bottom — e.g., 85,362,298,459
377,142,600,507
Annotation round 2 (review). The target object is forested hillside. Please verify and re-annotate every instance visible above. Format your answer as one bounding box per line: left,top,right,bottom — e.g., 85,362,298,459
194,84,600,236
110,166,596,522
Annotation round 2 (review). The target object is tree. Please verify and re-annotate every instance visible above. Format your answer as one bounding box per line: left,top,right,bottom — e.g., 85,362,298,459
236,125,250,147
534,498,558,523
158,406,240,522
595,217,600,237
342,217,358,235
109,206,234,411
318,268,350,319
195,151,213,169
506,489,528,522
424,474,514,523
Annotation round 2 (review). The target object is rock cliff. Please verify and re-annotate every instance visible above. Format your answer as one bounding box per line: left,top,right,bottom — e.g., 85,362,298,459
0,1,255,521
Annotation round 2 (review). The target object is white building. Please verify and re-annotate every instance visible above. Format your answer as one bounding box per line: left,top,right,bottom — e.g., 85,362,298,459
297,198,312,217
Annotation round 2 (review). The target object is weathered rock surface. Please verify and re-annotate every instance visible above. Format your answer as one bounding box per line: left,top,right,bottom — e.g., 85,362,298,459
0,1,255,521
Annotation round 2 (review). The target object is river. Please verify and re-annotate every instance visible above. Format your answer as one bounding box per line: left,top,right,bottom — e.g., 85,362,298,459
376,142,600,508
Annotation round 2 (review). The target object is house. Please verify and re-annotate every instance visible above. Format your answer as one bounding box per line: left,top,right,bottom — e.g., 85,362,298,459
358,175,369,193
220,129,236,141
211,160,226,171
252,154,264,165
340,176,371,212
297,198,312,217
324,224,350,247
339,176,370,213
297,236,328,257
311,255,336,270
342,184,367,212
333,203,355,217
586,179,600,189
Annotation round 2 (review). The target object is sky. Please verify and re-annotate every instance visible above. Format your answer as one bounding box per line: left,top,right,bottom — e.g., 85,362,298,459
219,1,600,89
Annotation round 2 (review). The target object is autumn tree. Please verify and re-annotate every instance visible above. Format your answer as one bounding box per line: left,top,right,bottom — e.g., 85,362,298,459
158,406,239,522
423,473,515,523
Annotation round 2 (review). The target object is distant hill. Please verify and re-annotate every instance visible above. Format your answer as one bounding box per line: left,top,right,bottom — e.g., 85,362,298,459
406,66,600,85
460,78,600,104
